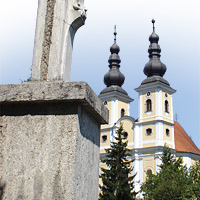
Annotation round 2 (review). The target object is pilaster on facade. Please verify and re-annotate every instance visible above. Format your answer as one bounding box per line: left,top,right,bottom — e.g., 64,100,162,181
134,124,143,149
155,87,163,120
128,102,130,116
138,91,143,121
155,122,164,146
170,94,174,121
155,149,163,173
111,97,118,125
172,126,175,149
133,152,143,194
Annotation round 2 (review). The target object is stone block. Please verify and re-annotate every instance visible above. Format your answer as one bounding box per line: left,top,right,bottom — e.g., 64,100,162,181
0,81,108,200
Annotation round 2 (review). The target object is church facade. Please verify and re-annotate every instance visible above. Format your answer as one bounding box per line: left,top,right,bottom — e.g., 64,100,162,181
99,20,200,197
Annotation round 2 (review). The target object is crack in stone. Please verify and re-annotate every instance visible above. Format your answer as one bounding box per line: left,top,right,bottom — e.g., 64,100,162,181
40,0,56,81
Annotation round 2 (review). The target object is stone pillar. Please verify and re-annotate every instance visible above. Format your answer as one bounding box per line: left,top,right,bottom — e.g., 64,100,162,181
0,82,108,200
31,0,86,82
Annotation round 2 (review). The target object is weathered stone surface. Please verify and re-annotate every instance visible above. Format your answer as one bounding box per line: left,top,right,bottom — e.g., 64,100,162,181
31,0,86,81
0,81,108,124
0,81,108,200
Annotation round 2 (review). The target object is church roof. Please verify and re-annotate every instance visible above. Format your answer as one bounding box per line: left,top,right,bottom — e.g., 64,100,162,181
174,122,200,155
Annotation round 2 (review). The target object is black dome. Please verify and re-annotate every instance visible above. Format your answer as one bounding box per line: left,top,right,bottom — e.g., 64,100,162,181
104,30,125,87
143,19,167,77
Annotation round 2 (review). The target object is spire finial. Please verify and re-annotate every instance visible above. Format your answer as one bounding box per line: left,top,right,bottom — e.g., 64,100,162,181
143,19,167,78
152,19,155,32
114,25,117,42
103,28,124,88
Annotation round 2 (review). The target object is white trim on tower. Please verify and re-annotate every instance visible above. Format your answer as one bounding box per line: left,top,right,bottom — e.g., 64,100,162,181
170,94,174,121
156,87,163,118
155,122,164,146
139,91,143,121
111,97,118,125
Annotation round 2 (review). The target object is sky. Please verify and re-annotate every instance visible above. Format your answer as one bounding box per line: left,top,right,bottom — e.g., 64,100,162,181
0,0,200,148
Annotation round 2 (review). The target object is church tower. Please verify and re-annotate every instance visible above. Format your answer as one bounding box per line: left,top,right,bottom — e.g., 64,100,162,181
135,19,176,150
99,28,134,153
133,21,177,194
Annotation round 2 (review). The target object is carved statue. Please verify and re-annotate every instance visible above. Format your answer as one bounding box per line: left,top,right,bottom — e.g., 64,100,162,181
31,0,87,82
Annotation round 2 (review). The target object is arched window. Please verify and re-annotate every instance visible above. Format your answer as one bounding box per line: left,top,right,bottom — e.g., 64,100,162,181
166,129,170,137
146,169,153,180
102,135,107,143
146,128,152,136
121,109,125,117
165,100,169,113
146,169,152,175
146,99,152,112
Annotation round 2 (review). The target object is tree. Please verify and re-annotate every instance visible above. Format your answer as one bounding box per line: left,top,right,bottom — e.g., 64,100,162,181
188,159,200,199
141,146,191,200
99,125,136,200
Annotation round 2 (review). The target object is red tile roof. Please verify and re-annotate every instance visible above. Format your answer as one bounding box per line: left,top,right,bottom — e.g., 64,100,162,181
174,122,200,155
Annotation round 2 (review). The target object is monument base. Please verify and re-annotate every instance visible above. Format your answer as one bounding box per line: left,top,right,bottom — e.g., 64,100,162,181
0,81,108,200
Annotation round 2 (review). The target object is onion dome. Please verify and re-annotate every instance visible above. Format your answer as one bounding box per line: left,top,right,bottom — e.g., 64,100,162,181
104,26,125,87
144,19,166,77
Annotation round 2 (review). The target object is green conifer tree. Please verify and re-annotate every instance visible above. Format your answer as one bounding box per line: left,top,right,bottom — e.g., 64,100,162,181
99,125,136,200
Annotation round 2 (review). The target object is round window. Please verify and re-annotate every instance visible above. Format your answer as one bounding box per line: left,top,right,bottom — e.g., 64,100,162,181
123,132,128,138
146,91,151,97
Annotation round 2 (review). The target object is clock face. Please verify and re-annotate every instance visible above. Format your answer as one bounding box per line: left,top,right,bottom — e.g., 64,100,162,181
146,91,151,97
165,93,168,98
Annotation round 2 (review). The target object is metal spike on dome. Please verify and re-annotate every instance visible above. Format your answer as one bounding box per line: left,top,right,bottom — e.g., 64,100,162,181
152,19,155,32
114,25,117,42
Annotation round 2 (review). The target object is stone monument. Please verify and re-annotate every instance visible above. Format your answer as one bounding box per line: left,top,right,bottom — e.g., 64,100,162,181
0,1,108,199
31,0,87,81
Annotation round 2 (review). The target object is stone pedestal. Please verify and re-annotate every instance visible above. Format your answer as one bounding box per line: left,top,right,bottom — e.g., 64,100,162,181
0,82,108,200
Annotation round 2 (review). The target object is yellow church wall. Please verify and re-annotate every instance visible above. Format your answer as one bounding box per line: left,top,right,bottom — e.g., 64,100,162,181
142,125,156,141
143,156,155,182
163,118,173,124
118,101,129,119
142,117,156,123
142,89,156,118
143,142,155,148
162,91,172,119
101,124,110,130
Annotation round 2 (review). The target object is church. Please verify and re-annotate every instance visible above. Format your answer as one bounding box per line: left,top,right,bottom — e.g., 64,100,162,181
98,20,200,197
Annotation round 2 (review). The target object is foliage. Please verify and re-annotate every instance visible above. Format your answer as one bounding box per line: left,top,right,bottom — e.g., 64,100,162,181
188,159,200,199
141,146,192,200
99,125,136,200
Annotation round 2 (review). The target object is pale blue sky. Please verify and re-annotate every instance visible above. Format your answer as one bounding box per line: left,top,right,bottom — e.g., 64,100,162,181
0,0,200,148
